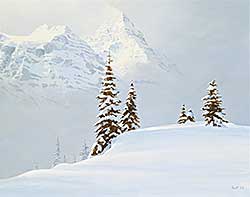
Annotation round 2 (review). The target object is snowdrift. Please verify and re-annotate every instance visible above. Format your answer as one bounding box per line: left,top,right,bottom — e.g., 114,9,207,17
0,123,249,197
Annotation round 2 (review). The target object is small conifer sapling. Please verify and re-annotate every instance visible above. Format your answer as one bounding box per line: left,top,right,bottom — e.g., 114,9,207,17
177,104,187,124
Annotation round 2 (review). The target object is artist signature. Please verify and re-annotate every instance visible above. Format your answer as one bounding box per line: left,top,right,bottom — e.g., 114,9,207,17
232,185,246,190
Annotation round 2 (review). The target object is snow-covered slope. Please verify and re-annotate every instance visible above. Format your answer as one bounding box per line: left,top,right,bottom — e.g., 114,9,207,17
0,123,249,197
0,24,104,92
87,12,172,78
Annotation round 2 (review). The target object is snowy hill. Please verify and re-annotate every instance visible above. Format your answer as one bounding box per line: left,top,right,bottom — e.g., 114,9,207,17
0,123,249,197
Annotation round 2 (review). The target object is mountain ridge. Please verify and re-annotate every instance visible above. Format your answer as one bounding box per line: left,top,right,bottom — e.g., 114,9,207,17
0,13,177,102
0,24,105,94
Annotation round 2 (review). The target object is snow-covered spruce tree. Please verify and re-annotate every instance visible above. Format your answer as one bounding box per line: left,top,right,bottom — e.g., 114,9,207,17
202,80,228,127
120,82,140,132
52,137,61,167
186,109,195,122
79,140,89,161
90,54,121,156
177,104,187,124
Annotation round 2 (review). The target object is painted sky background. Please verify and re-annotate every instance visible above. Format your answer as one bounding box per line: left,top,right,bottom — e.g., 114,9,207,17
0,0,249,179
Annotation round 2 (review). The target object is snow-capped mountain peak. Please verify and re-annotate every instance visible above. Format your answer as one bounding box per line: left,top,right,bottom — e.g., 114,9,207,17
29,24,77,42
117,13,147,45
0,32,8,42
107,12,144,41
0,14,175,102
87,12,169,77
2,24,78,43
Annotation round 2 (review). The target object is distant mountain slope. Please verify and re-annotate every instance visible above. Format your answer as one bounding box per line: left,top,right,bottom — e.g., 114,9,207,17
0,25,104,92
0,123,249,197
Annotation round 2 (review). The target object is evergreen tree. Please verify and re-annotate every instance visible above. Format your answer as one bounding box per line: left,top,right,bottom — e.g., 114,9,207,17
53,137,61,167
202,80,228,127
90,53,121,156
177,104,187,124
120,82,140,132
80,140,89,161
186,108,195,122
63,155,67,163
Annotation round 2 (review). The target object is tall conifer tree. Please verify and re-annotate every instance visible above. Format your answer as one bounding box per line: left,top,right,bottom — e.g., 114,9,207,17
202,80,228,127
120,82,140,132
90,53,121,156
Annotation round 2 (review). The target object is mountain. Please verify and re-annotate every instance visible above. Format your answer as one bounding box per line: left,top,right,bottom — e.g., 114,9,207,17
0,16,177,101
0,123,249,196
87,12,173,78
0,24,104,94
0,13,176,95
